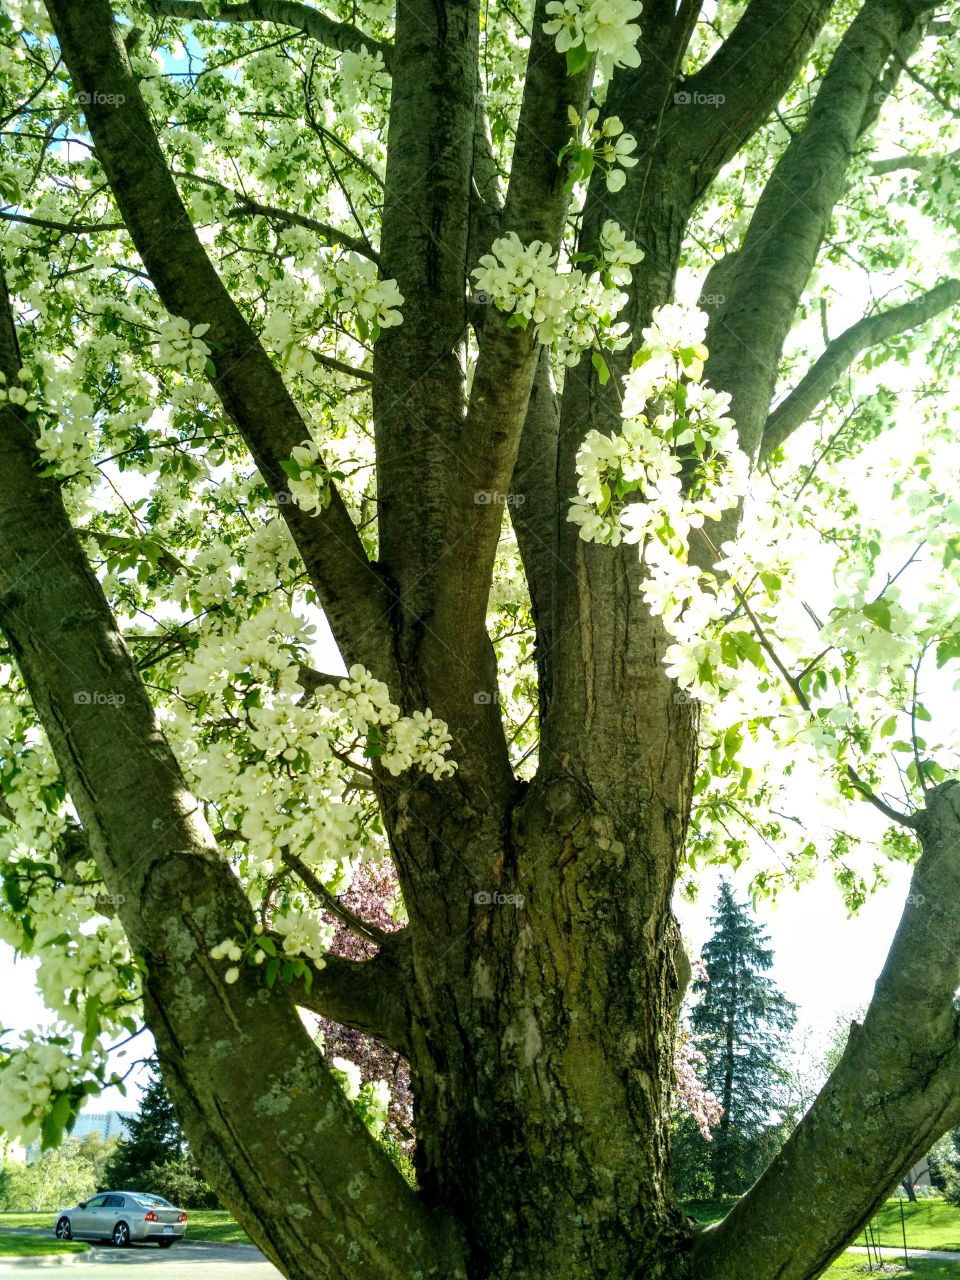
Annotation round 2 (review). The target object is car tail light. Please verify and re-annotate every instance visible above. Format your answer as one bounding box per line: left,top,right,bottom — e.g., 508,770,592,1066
178,1213,187,1223
144,1211,157,1222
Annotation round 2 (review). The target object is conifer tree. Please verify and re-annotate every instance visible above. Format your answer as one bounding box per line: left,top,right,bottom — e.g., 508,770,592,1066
690,883,796,1197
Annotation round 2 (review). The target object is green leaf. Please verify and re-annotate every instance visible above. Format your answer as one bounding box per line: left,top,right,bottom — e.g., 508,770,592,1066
879,715,898,738
565,40,590,75
41,1091,73,1151
862,600,892,632
591,351,610,385
82,996,101,1056
265,957,280,988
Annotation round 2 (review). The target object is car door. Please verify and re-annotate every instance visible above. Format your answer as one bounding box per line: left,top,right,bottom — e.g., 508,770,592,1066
101,1194,128,1238
72,1194,108,1238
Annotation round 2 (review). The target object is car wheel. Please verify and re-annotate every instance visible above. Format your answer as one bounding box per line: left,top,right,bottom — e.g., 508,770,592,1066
112,1221,130,1248
157,1240,175,1249
55,1218,72,1241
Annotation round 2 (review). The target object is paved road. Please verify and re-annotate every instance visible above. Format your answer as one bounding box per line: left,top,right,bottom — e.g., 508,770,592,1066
0,1241,281,1277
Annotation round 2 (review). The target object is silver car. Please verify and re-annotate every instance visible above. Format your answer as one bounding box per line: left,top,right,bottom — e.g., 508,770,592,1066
54,1190,188,1248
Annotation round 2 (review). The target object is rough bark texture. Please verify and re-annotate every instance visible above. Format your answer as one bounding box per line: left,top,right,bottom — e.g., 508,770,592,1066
2,0,958,1277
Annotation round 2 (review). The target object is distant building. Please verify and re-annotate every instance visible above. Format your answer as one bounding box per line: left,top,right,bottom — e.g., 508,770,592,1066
70,1111,134,1143
23,1110,134,1163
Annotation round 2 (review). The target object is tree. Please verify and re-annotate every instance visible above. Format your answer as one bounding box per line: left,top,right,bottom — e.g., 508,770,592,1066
0,0,959,1278
687,883,796,1197
103,1066,219,1207
0,1135,116,1211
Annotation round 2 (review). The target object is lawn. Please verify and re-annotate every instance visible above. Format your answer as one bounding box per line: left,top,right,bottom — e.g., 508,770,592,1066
0,1232,88,1257
872,1200,960,1252
682,1197,960,1255
0,1209,251,1245
825,1261,958,1278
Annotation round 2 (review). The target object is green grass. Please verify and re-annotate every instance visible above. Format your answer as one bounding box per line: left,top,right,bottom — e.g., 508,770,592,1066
681,1198,735,1225
825,1260,958,1278
0,1209,251,1245
870,1201,960,1252
175,1210,251,1243
0,1232,89,1257
682,1197,960,1254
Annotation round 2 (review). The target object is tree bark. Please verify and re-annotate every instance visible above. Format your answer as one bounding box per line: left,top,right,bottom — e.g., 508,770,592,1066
695,782,960,1280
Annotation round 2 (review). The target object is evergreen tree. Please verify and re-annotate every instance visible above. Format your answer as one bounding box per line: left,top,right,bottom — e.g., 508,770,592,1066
690,883,797,1198
103,1066,219,1207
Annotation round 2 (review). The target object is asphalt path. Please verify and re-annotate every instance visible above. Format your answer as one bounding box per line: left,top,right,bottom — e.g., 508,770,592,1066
0,1239,281,1277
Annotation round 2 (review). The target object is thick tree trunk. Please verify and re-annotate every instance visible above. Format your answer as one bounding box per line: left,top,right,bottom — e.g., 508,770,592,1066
386,751,697,1278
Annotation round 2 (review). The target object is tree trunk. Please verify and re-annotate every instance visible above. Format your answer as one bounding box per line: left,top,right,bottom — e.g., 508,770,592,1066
386,741,697,1278
713,950,738,1200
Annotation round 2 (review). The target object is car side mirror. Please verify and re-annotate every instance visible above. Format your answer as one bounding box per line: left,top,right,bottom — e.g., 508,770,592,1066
78,1202,86,1209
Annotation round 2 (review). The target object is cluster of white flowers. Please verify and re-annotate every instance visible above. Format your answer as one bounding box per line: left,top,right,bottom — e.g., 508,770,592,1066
325,255,403,340
156,317,212,375
325,666,457,780
473,233,563,328
599,218,645,284
4,370,98,487
0,367,39,411
568,107,639,192
472,221,642,361
211,909,334,975
338,47,388,110
273,908,335,962
568,302,749,555
284,439,331,515
0,1034,98,1147
544,0,643,72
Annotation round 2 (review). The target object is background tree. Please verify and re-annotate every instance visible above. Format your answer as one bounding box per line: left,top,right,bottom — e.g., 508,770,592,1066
103,1065,219,1208
0,1135,116,1211
0,1,960,1279
687,883,796,1198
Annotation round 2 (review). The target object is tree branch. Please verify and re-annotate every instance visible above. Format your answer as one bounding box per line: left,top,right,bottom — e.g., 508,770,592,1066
289,931,412,1054
283,848,392,948
870,143,960,173
47,0,397,685
509,347,560,720
0,210,125,234
678,0,836,192
703,0,936,463
761,278,960,456
694,781,960,1280
144,0,393,70
432,0,590,649
0,266,460,1279
227,194,380,263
